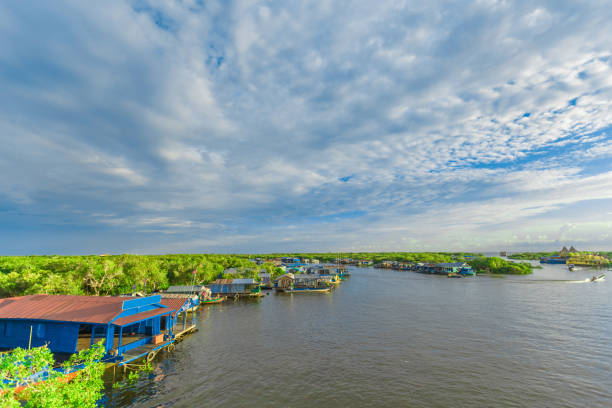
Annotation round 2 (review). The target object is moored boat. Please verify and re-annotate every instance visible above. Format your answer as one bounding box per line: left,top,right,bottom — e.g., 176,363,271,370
284,286,331,293
202,296,226,304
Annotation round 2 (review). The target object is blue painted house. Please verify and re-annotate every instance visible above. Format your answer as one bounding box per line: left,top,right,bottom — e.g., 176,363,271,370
0,294,196,361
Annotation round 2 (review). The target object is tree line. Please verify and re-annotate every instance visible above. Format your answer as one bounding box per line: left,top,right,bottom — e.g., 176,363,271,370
0,252,537,299
0,254,276,298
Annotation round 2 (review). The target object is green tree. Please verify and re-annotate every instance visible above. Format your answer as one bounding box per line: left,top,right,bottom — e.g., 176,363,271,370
0,343,106,407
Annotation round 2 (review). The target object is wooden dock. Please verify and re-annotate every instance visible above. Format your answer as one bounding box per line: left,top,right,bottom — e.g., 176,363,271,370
117,326,197,366
118,341,173,366
174,325,197,342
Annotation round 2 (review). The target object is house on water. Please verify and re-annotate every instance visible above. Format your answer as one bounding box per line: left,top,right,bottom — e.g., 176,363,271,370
419,263,474,275
207,278,262,298
164,285,208,299
274,273,332,292
0,294,197,364
259,272,273,289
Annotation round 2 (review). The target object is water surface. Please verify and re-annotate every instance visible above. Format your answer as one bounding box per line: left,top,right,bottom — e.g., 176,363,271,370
104,264,611,407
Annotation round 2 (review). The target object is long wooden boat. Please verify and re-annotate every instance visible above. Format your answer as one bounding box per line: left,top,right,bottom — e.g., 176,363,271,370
284,287,331,293
201,296,226,304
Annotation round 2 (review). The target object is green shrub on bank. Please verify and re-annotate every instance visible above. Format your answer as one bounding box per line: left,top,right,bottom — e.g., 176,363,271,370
0,343,106,407
468,257,532,274
507,252,556,260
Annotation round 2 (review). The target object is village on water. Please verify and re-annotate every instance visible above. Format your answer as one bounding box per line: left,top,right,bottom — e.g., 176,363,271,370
0,256,473,374
1,249,608,395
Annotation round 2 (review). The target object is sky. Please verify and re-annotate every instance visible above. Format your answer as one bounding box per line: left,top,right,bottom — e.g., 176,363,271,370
1,0,612,255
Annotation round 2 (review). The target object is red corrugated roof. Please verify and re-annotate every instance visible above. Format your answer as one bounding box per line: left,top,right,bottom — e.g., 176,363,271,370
160,298,191,318
0,295,127,324
0,295,188,325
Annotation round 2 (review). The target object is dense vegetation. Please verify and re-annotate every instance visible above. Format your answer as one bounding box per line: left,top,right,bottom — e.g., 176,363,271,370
259,252,481,263
0,343,106,407
468,257,533,274
508,252,556,260
508,251,611,266
0,252,537,299
0,254,280,298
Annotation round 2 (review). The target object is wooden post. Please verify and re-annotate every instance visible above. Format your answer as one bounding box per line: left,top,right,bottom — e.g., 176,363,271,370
28,325,33,350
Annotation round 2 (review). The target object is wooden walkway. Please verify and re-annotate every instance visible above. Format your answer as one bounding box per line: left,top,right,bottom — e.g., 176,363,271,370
174,325,197,340
118,341,173,366
117,326,197,366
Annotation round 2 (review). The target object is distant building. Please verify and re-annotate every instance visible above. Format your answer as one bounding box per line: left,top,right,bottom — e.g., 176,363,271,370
207,278,261,297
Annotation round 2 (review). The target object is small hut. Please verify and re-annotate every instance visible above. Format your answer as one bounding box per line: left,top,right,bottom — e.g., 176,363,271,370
275,273,295,290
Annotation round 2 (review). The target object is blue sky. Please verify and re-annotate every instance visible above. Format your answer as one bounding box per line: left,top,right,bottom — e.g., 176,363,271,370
1,0,612,254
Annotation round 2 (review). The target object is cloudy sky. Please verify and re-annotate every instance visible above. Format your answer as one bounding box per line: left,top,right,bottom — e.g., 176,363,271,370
1,0,611,254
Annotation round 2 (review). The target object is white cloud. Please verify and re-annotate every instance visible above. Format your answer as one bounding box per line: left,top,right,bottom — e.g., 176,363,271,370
1,0,612,253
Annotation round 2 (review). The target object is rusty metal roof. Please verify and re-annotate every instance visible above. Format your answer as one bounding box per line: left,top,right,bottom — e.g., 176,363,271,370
160,298,191,318
0,295,126,324
209,278,256,285
0,295,187,325
210,279,233,284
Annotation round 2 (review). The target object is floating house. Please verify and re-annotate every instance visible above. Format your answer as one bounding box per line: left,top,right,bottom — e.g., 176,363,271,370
274,273,331,292
281,257,308,267
539,256,567,264
207,278,262,297
165,285,207,296
417,262,474,275
0,294,197,364
259,272,273,289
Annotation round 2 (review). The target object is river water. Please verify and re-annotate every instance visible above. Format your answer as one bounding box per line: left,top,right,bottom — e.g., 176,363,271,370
103,264,611,407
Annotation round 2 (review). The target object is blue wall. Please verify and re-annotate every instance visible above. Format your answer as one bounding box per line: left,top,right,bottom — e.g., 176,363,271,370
0,319,79,353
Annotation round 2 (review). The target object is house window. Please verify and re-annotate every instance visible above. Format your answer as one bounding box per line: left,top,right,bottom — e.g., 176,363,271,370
36,323,45,338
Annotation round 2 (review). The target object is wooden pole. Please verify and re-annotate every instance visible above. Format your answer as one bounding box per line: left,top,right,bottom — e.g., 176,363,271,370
28,326,33,350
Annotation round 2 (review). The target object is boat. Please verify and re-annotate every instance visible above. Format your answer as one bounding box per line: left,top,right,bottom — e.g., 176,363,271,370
284,286,331,293
591,274,605,282
201,296,226,304
568,264,577,272
447,273,462,278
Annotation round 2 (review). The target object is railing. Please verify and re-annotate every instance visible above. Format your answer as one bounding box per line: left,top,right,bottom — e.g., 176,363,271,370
117,337,151,356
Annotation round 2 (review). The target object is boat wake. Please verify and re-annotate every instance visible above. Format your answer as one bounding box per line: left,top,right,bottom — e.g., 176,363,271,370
513,278,592,284
565,278,592,284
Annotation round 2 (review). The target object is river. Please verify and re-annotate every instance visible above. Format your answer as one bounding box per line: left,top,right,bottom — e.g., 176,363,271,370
103,264,611,407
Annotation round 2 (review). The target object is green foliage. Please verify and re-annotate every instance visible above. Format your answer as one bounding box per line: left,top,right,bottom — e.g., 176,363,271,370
0,252,541,297
468,257,533,274
0,254,261,297
507,252,556,260
0,343,106,407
